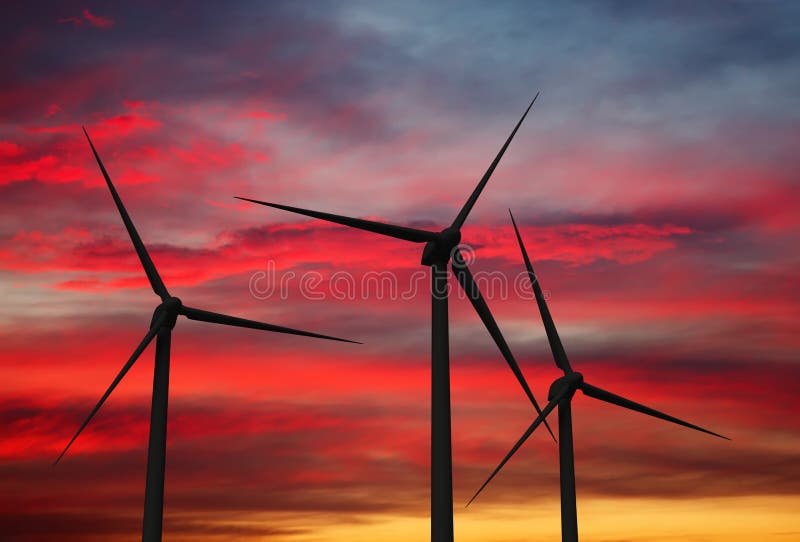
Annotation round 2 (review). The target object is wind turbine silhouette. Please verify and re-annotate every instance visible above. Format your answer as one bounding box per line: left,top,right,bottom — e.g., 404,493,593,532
54,128,358,542
466,209,729,542
236,94,554,542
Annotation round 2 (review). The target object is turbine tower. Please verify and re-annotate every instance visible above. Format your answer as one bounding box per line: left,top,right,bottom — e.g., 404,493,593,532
466,209,729,542
236,95,554,542
55,128,358,542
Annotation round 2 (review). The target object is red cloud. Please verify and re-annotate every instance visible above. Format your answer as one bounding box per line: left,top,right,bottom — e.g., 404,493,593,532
23,112,160,139
56,15,83,27
96,113,162,136
0,141,23,158
58,10,115,29
0,154,86,185
82,9,114,29
0,219,693,294
246,110,287,122
122,99,145,110
46,103,63,117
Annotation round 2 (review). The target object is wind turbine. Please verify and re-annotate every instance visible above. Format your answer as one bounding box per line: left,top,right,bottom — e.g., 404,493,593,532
236,95,554,542
466,209,729,542
54,128,358,542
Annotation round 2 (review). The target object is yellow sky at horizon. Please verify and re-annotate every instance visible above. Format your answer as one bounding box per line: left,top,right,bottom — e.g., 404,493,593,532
165,494,799,542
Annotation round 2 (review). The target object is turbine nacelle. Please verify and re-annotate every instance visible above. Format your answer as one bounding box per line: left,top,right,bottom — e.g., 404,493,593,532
421,227,462,266
151,297,182,330
548,372,583,401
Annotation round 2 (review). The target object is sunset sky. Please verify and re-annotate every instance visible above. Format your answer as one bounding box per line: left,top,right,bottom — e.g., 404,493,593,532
2,2,799,541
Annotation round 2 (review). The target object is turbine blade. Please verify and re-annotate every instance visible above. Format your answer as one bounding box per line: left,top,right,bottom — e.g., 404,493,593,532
83,128,170,300
580,382,729,440
54,315,165,465
509,209,572,373
466,386,566,507
451,248,556,443
451,93,539,230
180,305,360,344
235,197,437,244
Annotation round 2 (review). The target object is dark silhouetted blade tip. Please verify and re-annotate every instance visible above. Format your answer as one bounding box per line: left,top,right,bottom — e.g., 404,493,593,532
466,387,564,507
580,382,729,440
509,209,572,374
451,248,556,443
235,196,436,244
451,93,539,230
83,128,169,300
180,305,360,343
54,315,164,465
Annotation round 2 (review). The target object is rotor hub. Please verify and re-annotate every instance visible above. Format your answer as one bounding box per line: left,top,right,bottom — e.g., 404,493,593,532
548,372,583,401
151,296,182,329
420,227,463,266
